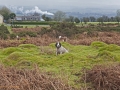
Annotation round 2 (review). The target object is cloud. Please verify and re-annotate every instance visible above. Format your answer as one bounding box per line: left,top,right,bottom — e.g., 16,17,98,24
25,6,54,15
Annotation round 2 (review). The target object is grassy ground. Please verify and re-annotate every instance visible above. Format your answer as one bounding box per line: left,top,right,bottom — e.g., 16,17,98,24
0,41,120,88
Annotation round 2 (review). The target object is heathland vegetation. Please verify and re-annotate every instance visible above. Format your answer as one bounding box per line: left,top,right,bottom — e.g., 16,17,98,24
0,21,120,89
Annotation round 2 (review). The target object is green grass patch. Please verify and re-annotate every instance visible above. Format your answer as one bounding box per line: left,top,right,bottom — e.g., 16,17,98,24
0,41,120,88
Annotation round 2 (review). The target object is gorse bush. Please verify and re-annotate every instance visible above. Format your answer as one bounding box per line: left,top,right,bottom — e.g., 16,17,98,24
0,25,9,34
18,32,26,37
17,31,37,37
0,25,9,39
0,32,8,40
10,33,16,39
26,31,37,37
49,22,81,37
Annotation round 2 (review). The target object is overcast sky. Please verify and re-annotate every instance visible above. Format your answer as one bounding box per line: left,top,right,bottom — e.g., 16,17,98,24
1,0,120,9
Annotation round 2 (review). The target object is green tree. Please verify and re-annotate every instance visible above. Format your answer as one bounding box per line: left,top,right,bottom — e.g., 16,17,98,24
116,9,120,24
41,14,52,21
74,17,80,23
116,9,120,17
9,13,16,19
64,16,74,22
9,13,16,25
89,16,96,22
115,16,120,24
53,11,66,21
97,17,104,24
83,17,89,24
42,14,46,20
0,6,11,21
69,16,74,22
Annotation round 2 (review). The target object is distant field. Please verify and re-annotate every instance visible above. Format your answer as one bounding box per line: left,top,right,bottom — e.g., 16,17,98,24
76,22,119,26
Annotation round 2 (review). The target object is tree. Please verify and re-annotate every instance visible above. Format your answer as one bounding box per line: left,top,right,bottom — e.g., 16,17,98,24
102,15,109,22
115,16,120,24
42,14,46,20
110,17,116,22
74,17,80,23
69,16,74,22
42,14,52,21
83,17,89,24
116,9,120,24
9,13,16,25
97,17,104,24
116,9,120,17
89,16,96,22
9,13,16,19
64,16,74,22
53,11,66,21
0,6,11,21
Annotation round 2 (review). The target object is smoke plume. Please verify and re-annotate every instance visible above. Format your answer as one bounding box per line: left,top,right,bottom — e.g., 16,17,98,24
6,5,54,15
25,6,54,15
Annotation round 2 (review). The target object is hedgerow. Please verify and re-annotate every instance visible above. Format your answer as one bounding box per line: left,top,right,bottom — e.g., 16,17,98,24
13,21,58,25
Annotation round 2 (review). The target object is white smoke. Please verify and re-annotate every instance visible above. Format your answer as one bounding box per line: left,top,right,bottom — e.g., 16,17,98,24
25,6,54,15
18,7,24,13
6,5,54,15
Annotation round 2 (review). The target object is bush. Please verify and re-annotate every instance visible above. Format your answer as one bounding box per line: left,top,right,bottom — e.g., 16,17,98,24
38,27,52,35
11,25,23,28
13,21,57,25
0,32,8,40
49,22,80,37
10,33,17,39
0,25,9,34
81,64,120,90
17,32,26,37
26,32,37,37
0,64,73,90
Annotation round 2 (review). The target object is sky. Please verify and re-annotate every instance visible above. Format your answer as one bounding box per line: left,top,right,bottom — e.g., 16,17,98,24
0,0,120,9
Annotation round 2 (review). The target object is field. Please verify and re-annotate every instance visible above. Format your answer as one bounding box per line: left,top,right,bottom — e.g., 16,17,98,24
0,22,120,89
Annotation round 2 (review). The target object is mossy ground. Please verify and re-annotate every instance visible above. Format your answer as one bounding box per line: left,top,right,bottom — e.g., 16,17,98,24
0,41,120,88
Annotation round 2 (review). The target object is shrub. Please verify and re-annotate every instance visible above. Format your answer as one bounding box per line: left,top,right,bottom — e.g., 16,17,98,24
13,21,57,25
26,31,37,37
50,22,80,37
0,25,9,34
17,32,26,37
11,25,23,28
0,32,8,40
81,64,120,90
38,27,52,35
0,64,73,90
10,33,16,39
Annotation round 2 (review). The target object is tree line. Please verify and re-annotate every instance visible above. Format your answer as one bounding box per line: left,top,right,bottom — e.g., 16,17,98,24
1,6,120,24
43,10,120,24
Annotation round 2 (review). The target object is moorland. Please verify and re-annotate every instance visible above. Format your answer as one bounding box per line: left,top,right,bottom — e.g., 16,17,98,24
0,22,120,90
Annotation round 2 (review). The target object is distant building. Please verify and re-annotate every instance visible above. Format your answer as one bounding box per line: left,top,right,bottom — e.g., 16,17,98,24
15,12,41,21
0,14,3,24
